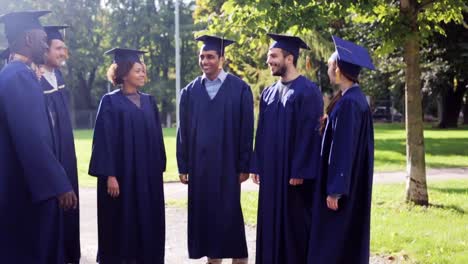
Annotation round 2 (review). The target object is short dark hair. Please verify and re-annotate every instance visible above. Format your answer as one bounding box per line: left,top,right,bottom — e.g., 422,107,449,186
281,49,297,67
107,61,138,86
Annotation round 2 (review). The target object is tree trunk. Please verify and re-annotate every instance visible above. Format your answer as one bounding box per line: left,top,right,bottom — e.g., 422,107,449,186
437,78,466,128
401,0,428,206
74,70,94,110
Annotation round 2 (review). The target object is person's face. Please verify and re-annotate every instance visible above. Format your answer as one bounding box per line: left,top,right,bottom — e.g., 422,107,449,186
199,49,221,77
266,48,288,77
327,60,338,85
28,29,49,65
45,39,67,68
124,62,146,88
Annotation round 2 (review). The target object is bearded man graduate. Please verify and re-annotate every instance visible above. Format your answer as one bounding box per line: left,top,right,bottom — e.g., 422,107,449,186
0,11,77,264
251,34,323,264
177,35,254,264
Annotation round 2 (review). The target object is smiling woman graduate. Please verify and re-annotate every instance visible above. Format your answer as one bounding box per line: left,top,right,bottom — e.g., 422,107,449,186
89,48,166,264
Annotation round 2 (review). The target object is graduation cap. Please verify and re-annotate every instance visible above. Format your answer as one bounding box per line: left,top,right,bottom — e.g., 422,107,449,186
0,11,50,45
195,35,235,57
331,35,375,79
267,33,310,59
104,48,147,64
44,25,68,42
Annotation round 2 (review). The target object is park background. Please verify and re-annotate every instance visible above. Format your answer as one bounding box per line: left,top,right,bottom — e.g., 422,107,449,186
1,0,467,263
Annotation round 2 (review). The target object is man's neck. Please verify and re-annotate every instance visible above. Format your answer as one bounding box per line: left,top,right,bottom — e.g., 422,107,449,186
43,64,56,73
205,68,222,81
280,67,300,83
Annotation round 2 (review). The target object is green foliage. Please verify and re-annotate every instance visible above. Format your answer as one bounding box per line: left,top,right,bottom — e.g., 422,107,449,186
1,0,200,121
193,0,467,116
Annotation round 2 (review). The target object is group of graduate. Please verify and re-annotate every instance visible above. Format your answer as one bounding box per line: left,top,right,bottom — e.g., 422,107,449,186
0,9,374,264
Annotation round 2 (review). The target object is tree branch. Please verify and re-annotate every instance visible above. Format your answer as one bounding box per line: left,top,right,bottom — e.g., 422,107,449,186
418,0,437,12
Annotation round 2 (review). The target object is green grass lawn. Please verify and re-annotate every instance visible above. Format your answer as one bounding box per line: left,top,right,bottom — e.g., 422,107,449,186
75,123,468,187
167,180,468,264
374,123,468,171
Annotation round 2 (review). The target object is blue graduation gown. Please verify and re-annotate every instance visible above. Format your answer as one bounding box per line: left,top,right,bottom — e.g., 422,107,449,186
177,74,254,259
41,69,81,264
0,61,72,263
307,85,374,264
89,90,166,264
252,76,323,264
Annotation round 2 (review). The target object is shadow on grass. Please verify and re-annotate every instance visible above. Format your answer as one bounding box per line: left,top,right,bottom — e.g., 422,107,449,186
428,203,466,214
429,186,468,195
375,137,468,156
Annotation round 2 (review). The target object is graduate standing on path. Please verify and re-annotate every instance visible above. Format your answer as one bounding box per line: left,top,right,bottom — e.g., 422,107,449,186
177,35,254,264
250,34,323,264
0,11,77,264
89,48,166,264
307,36,375,264
41,25,81,264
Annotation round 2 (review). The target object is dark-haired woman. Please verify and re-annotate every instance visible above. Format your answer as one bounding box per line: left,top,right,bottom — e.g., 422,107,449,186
307,36,375,264
89,48,166,264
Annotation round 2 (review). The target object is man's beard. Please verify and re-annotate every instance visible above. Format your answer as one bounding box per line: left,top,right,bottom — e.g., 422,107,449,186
272,63,287,77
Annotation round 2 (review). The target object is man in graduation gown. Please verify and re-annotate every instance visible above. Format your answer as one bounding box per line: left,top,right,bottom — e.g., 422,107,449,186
41,25,81,264
307,36,375,264
0,11,77,264
177,35,254,264
250,34,323,264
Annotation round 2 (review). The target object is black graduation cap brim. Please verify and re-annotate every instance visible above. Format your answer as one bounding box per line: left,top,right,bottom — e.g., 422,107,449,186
104,48,147,63
44,25,69,41
332,35,376,70
195,35,235,55
0,11,51,44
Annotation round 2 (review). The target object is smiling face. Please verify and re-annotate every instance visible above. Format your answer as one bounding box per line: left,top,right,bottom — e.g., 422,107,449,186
266,47,289,77
199,49,222,79
123,62,146,88
45,39,67,68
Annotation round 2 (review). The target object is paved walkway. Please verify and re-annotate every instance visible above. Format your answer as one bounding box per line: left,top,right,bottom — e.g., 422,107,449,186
80,187,256,264
79,168,468,263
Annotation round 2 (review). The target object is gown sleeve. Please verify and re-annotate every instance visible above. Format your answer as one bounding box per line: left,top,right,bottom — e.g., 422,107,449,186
151,96,167,172
290,85,323,180
2,70,71,202
237,83,254,173
176,87,189,174
326,99,359,196
251,89,267,175
88,95,117,178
